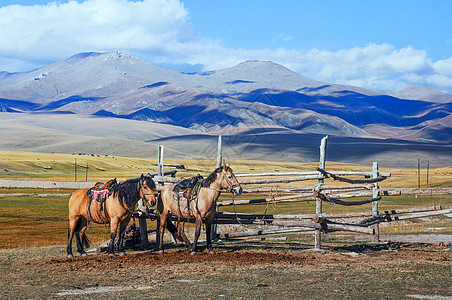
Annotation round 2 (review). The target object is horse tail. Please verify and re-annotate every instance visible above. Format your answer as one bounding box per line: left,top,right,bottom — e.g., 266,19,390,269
74,217,83,232
81,232,90,249
166,218,177,235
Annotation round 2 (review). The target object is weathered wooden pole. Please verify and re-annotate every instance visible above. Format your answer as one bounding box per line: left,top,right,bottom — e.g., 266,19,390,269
426,161,430,188
372,161,380,242
211,135,222,241
74,159,77,182
218,228,313,239
315,135,328,249
216,135,222,168
158,145,164,185
154,144,165,248
418,158,421,188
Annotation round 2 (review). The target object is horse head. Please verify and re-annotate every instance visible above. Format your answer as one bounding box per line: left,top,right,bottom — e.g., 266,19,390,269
220,164,242,196
139,174,157,206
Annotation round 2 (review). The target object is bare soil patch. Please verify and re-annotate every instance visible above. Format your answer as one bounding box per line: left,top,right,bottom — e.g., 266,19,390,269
2,241,450,299
34,249,311,271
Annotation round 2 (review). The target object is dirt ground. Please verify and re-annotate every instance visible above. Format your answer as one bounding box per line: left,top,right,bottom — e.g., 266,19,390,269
1,239,451,299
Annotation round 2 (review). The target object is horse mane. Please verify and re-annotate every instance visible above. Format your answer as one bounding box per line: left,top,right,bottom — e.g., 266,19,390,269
111,176,155,208
202,165,232,187
144,175,156,190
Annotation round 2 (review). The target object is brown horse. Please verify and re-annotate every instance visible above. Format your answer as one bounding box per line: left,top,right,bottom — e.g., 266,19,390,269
67,174,156,258
158,164,242,255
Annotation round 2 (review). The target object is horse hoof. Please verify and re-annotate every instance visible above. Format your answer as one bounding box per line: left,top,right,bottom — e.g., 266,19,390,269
67,254,73,259
80,252,88,257
158,250,164,255
108,253,116,257
191,251,196,256
119,252,125,256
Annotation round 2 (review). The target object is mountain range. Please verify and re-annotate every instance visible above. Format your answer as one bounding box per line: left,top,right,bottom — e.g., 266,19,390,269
0,51,451,165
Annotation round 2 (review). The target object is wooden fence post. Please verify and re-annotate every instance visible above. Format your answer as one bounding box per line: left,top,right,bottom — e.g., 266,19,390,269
211,135,222,242
315,135,328,249
216,135,222,168
418,158,420,188
154,145,165,248
372,161,380,242
158,145,164,185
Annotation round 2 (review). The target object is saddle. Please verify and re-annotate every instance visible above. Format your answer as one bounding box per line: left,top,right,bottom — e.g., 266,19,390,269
172,174,203,218
86,178,118,222
172,174,203,199
87,178,117,202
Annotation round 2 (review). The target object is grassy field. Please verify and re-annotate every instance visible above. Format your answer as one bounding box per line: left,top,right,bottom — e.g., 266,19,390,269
1,150,451,187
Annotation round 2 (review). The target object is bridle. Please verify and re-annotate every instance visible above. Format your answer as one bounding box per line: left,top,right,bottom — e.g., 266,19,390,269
220,170,241,193
201,169,241,194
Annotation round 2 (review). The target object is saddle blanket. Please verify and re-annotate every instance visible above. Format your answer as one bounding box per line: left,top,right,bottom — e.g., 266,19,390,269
87,178,117,201
90,189,110,201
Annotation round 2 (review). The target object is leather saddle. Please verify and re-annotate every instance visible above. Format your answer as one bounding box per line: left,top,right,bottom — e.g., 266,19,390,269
172,174,203,199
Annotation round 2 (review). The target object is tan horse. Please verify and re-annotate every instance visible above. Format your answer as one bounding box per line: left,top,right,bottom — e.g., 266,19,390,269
67,174,156,258
158,165,242,255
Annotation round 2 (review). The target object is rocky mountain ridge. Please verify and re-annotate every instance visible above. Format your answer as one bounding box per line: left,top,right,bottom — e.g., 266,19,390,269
1,51,451,142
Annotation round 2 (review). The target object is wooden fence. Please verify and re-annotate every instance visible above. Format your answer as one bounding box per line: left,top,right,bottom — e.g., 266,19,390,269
138,135,452,250
0,135,450,251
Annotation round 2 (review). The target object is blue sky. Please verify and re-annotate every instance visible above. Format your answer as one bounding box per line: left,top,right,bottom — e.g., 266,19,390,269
186,0,451,60
1,0,452,93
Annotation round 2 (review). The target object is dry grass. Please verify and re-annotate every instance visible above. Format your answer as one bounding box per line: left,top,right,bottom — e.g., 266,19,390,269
1,150,451,186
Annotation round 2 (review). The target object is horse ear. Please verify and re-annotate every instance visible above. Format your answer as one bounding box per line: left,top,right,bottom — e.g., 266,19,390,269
223,161,230,170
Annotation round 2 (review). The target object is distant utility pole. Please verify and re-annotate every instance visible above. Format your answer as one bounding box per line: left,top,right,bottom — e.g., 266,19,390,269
426,161,429,188
417,158,420,189
86,162,88,182
74,159,77,182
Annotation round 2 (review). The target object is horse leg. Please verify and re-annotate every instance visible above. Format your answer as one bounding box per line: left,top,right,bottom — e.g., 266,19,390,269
117,219,130,256
158,211,168,254
79,220,90,250
190,214,203,255
107,217,120,256
205,220,215,254
75,217,88,256
67,216,80,259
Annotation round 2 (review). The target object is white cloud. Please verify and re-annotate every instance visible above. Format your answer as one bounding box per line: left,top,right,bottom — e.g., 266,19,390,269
1,0,452,94
189,44,452,93
433,57,452,76
202,44,451,93
0,0,193,62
